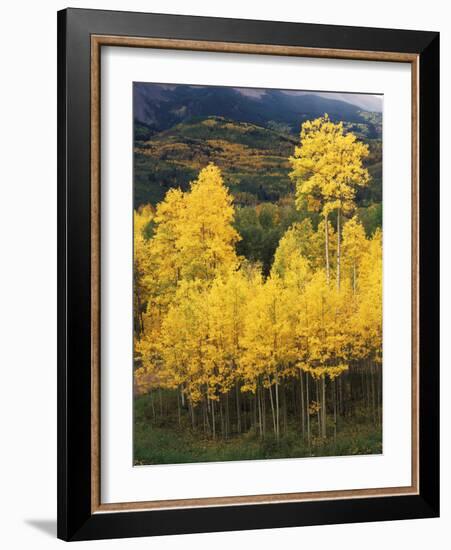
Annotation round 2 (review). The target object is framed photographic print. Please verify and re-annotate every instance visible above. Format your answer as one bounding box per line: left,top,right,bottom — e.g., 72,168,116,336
57,8,439,541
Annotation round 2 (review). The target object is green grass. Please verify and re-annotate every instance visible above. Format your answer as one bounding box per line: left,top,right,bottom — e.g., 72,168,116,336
134,395,382,466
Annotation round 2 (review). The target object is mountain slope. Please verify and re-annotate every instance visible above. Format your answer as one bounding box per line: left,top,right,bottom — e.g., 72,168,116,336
134,116,296,207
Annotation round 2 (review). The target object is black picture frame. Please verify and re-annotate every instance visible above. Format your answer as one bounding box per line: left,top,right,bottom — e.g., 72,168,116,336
57,7,439,541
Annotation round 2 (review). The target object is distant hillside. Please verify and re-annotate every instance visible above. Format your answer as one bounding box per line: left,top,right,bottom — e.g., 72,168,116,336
134,115,382,209
134,116,300,206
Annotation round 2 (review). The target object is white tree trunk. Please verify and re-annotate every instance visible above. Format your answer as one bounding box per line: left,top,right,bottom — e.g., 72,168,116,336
325,213,330,284
336,207,341,290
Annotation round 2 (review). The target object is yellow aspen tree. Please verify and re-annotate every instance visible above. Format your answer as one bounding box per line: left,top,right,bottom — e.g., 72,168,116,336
271,224,313,440
350,229,382,425
341,216,368,293
272,222,313,279
240,275,295,440
354,229,382,364
156,274,249,437
297,271,350,437
157,281,208,420
134,191,186,416
136,164,242,420
133,205,154,337
308,219,337,273
145,187,187,310
177,163,240,282
205,267,258,435
290,115,370,288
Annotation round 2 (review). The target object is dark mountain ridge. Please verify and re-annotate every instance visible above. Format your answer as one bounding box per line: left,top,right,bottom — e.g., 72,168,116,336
134,84,382,139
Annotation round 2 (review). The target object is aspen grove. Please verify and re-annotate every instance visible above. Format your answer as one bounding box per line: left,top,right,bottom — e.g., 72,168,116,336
134,115,382,459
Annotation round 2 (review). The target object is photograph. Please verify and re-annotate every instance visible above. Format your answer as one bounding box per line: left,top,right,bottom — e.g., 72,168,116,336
132,83,383,465
53,6,440,542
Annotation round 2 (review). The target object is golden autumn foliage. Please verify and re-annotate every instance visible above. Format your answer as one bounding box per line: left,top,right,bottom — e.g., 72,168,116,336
134,117,382,443
289,114,369,218
289,114,370,289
